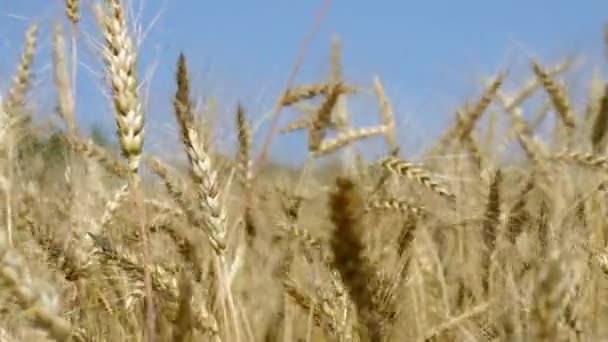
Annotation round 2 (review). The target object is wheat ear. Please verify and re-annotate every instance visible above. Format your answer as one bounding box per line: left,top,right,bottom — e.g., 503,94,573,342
98,0,144,173
65,0,80,25
381,156,455,201
173,53,227,253
97,1,154,339
309,82,347,152
459,72,505,140
373,76,397,151
52,22,77,135
235,104,256,240
532,61,577,130
3,23,38,117
312,125,388,157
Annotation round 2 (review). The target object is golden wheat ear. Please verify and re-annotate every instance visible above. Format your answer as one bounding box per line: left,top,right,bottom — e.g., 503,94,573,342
373,76,397,150
98,0,145,174
171,53,227,254
52,22,77,135
3,23,38,118
532,60,576,149
458,72,505,141
65,0,79,25
381,156,456,201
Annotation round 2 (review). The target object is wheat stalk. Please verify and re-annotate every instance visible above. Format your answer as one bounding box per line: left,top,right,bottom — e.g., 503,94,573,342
96,1,154,340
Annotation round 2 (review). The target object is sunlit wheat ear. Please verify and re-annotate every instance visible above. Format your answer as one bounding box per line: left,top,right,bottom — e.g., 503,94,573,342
501,59,572,112
281,102,345,134
97,0,144,174
459,72,505,140
552,150,608,170
329,35,352,131
173,53,227,253
96,1,155,338
280,82,357,107
3,23,38,116
365,198,426,216
380,156,456,201
65,0,80,25
373,76,397,151
281,83,332,106
52,22,77,135
312,125,388,157
309,82,346,152
532,61,577,130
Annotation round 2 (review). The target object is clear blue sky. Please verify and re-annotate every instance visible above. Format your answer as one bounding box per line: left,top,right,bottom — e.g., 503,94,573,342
1,1,607,164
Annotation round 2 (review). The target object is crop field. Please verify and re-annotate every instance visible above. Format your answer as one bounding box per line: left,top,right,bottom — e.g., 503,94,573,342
1,1,608,341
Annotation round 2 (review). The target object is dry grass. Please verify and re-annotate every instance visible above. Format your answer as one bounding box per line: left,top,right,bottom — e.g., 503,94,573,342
2,3,608,342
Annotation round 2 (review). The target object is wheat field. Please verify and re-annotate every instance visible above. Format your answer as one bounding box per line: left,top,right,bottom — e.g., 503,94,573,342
1,1,608,341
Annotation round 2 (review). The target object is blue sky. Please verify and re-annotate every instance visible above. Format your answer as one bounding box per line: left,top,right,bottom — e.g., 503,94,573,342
1,1,607,164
